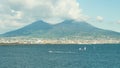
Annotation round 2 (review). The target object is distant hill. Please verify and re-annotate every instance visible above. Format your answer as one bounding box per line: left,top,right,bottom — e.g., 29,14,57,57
1,20,120,40
2,20,52,37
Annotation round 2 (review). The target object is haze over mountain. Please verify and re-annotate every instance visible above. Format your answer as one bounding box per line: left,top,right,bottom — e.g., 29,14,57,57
1,20,120,40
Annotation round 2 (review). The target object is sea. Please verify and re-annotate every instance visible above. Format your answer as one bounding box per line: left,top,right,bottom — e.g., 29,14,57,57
0,44,120,68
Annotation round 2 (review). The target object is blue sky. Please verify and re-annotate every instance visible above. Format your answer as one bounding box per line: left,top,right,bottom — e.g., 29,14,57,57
0,0,120,34
77,0,120,32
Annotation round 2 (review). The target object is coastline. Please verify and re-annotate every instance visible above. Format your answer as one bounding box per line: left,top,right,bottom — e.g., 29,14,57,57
0,43,120,46
0,37,120,45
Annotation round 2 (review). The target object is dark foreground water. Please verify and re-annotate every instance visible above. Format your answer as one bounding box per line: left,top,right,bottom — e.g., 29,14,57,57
0,44,120,68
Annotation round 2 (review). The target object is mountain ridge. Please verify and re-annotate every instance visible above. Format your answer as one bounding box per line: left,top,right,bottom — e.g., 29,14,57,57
1,20,120,40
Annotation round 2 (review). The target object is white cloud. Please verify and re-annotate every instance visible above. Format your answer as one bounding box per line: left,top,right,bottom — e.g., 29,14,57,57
11,10,24,19
7,0,84,21
0,19,26,33
96,16,104,22
0,0,86,34
118,20,120,23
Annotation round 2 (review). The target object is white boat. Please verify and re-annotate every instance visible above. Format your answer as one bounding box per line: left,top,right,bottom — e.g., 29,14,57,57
79,47,86,51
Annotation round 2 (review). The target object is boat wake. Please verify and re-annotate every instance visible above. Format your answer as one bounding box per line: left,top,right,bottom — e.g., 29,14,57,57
48,50,76,54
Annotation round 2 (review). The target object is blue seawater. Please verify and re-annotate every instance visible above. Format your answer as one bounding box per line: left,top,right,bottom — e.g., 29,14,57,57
0,44,120,68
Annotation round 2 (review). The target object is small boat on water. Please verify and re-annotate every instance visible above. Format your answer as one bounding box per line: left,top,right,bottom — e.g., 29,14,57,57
79,47,86,51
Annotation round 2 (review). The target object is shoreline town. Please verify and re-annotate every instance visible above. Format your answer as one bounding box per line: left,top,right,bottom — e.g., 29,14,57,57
0,37,120,44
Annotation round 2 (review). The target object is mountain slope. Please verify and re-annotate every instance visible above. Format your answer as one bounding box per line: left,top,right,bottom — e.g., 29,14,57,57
1,20,120,39
2,20,53,37
43,20,120,39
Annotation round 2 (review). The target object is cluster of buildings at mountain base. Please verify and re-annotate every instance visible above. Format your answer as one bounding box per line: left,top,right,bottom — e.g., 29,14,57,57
0,37,120,44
